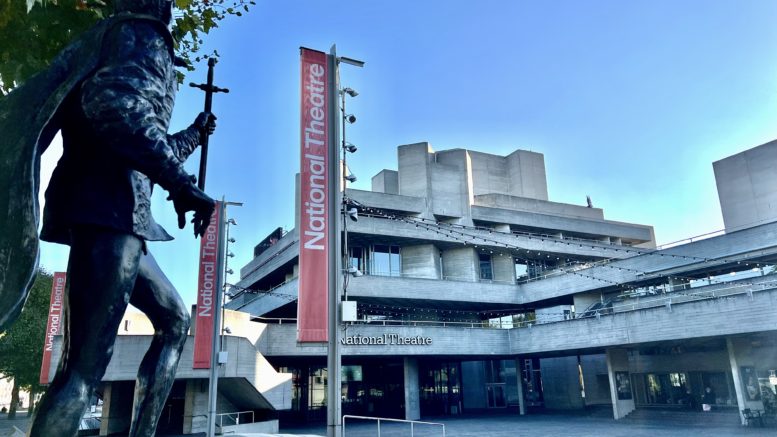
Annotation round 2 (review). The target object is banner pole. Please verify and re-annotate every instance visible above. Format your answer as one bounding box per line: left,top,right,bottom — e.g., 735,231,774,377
206,198,227,437
326,44,343,437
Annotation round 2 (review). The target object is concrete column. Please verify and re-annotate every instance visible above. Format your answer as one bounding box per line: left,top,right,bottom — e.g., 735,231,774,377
99,381,133,436
727,337,765,424
404,358,420,421
606,348,635,419
515,358,526,415
401,244,441,279
183,379,209,434
492,253,516,284
441,247,478,282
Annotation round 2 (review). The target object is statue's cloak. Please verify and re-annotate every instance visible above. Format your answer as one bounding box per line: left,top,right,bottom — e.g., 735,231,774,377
0,14,169,332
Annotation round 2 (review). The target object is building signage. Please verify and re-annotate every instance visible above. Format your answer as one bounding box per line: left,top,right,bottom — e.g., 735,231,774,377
193,201,223,369
297,47,330,343
341,333,433,346
39,272,66,384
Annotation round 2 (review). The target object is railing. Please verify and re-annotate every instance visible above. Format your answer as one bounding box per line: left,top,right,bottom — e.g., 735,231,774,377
255,276,777,331
216,410,255,428
343,415,445,437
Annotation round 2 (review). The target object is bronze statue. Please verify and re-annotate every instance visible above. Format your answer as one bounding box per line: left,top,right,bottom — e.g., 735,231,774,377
0,0,216,435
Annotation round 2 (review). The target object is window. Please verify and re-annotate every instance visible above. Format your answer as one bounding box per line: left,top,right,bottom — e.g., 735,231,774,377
479,254,493,280
370,245,401,277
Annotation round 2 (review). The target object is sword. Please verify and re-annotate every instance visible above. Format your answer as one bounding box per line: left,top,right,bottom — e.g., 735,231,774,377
189,58,229,190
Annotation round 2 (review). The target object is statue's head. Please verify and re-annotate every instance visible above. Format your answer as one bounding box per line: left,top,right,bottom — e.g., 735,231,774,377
114,0,175,25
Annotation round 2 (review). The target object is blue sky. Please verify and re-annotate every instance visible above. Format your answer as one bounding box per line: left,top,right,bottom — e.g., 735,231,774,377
38,0,777,308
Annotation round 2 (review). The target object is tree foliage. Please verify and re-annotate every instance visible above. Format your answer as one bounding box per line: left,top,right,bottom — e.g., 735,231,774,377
0,0,255,94
0,271,53,400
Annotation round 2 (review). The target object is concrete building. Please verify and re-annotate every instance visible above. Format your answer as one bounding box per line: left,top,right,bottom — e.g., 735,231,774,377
226,141,777,426
46,310,293,435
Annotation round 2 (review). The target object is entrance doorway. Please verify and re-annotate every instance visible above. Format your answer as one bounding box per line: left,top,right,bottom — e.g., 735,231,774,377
420,361,462,416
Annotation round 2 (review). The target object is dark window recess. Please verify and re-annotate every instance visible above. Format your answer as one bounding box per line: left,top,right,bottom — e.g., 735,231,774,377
479,254,493,280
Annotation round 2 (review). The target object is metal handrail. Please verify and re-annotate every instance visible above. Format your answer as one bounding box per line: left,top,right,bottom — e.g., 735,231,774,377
343,414,445,437
216,410,255,428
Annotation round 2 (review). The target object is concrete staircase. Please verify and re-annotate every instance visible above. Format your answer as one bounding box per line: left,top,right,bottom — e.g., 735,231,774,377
622,407,741,427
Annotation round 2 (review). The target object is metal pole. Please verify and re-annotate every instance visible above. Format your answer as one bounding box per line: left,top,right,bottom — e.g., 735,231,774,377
326,44,343,437
206,197,228,436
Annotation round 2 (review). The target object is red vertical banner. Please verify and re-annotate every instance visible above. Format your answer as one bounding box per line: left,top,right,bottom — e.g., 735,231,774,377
39,272,66,384
193,201,223,369
298,48,330,342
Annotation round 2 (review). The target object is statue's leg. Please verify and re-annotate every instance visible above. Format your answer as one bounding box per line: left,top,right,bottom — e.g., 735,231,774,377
127,251,191,437
28,228,142,437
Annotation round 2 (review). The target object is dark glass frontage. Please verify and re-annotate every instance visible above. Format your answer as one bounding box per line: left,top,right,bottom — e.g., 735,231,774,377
277,360,404,423
420,361,462,415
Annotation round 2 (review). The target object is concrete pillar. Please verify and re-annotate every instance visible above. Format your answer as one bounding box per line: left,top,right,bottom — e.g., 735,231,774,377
404,358,420,421
398,143,432,198
401,244,441,279
493,224,511,233
441,247,478,282
606,348,635,419
727,337,765,424
183,379,209,434
99,381,133,436
372,169,399,194
492,253,516,284
515,358,526,415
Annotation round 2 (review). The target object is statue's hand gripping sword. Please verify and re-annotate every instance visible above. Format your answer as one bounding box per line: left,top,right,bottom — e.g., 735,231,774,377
189,58,229,190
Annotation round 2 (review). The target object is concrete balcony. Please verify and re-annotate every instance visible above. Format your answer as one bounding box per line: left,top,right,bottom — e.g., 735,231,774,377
237,228,298,288
511,287,777,355
226,278,298,316
258,323,511,358
470,205,654,244
257,286,777,358
348,274,526,307
350,216,644,260
518,221,777,302
346,188,425,214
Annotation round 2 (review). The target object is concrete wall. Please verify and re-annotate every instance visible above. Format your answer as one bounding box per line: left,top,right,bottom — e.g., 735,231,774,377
462,361,487,409
474,193,604,220
606,349,635,419
398,143,432,198
581,355,611,406
442,247,479,282
506,150,549,201
714,139,777,231
469,151,510,197
727,337,766,423
539,356,584,410
491,253,516,284
100,381,133,436
403,358,420,420
401,244,441,279
372,170,399,195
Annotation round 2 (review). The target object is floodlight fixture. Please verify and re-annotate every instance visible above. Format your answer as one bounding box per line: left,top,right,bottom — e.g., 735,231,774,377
344,142,358,153
344,173,357,183
346,207,358,222
345,114,356,124
338,56,365,68
228,218,238,226
342,87,359,97
346,266,364,277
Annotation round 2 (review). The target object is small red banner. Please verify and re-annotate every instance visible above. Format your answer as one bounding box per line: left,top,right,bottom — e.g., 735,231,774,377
39,272,66,384
193,201,222,369
298,48,330,342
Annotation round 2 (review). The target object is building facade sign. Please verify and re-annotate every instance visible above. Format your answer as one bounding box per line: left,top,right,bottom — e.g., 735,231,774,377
193,201,223,369
39,272,66,384
341,333,433,346
297,47,331,343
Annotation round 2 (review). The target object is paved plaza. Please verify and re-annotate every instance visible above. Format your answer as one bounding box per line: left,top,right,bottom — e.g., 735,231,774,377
3,410,776,436
280,410,776,437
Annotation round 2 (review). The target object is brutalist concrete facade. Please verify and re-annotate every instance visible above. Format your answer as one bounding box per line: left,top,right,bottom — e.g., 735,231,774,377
229,142,777,426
